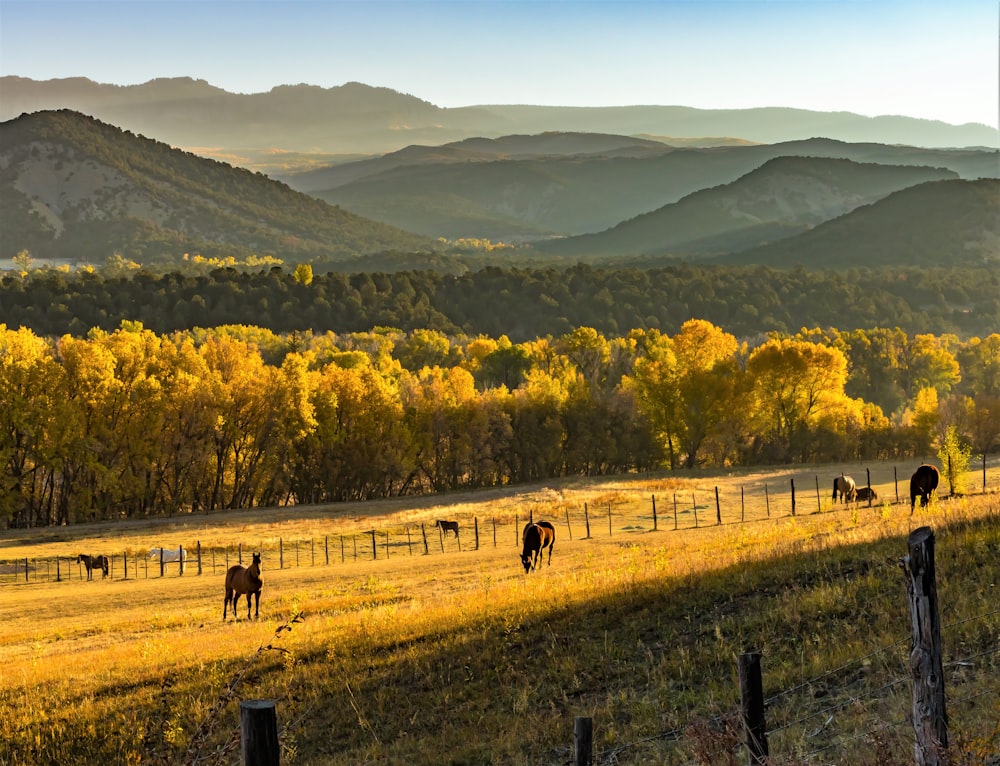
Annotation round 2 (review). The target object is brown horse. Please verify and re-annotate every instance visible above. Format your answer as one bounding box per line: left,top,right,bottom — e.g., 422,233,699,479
855,486,878,504
910,464,940,514
521,521,555,573
224,552,262,620
77,553,109,580
435,519,460,538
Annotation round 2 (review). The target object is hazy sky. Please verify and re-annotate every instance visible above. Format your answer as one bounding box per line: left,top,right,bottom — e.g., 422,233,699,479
1,0,997,127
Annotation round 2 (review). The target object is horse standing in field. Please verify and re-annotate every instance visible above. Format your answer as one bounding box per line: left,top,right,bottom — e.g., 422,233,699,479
435,519,460,538
910,464,940,514
832,474,857,503
224,552,262,620
521,521,556,573
854,486,878,504
77,553,109,580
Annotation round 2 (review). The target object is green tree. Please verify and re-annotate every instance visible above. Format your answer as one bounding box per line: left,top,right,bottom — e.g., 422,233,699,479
937,425,972,496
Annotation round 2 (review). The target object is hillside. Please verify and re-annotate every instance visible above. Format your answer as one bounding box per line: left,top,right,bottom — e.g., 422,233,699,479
0,110,437,266
531,157,960,259
297,138,997,241
3,77,997,161
714,178,1000,269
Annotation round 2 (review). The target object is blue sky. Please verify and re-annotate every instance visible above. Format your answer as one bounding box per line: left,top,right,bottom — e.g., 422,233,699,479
1,1,997,127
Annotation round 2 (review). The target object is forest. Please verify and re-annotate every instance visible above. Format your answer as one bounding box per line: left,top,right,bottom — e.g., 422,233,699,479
3,318,998,528
2,261,998,341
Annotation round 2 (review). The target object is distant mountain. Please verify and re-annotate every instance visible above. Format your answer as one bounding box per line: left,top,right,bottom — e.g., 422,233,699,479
712,178,1000,269
529,157,961,259
0,110,436,266
295,137,998,240
3,77,997,160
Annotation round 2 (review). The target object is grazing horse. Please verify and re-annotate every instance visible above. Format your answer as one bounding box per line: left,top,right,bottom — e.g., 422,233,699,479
520,521,556,573
910,464,940,514
224,552,262,620
77,553,109,580
832,474,857,503
435,519,460,538
854,486,878,504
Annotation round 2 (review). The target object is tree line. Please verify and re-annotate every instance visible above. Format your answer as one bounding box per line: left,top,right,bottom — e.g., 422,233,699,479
1,262,998,345
3,320,998,527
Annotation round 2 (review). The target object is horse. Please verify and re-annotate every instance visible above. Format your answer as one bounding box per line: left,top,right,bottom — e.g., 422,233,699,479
854,486,878,504
149,547,187,563
910,464,940,514
77,553,109,580
832,474,857,503
520,521,556,573
224,552,262,620
435,519,460,538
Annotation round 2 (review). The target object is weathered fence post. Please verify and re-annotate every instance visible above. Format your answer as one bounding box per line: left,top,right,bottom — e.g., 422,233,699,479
651,494,658,531
584,503,591,538
515,514,519,545
866,468,873,508
475,517,480,549
325,536,329,565
492,517,497,547
370,530,377,560
279,539,284,569
790,479,796,516
715,486,721,525
607,503,612,537
438,525,445,553
901,526,948,765
692,493,698,527
311,538,315,567
406,527,413,555
815,475,821,513
57,557,62,582
574,716,593,766
764,484,770,517
159,547,165,577
384,532,389,559
895,466,899,504
565,508,573,540
738,652,769,765
240,699,279,766
179,544,185,575
197,541,203,575
741,487,745,523
421,523,429,555
239,543,243,565
673,493,678,530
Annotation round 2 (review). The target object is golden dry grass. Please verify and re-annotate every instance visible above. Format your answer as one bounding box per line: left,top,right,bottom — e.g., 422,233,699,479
1,460,998,765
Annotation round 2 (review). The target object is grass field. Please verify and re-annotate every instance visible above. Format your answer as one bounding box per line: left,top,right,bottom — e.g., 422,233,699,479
1,460,998,765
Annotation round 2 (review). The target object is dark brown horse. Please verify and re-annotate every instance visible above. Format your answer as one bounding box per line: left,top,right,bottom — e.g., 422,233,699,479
77,553,109,580
224,552,262,620
854,486,878,504
832,474,856,503
435,519,460,538
910,464,940,513
521,521,555,573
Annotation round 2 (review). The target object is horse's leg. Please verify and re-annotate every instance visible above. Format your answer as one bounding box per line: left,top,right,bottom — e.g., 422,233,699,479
547,541,553,566
253,590,260,619
224,588,231,620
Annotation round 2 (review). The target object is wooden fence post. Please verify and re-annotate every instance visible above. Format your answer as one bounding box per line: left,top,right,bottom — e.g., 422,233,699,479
492,517,497,547
607,504,612,537
866,468,873,508
197,541,203,575
159,547,165,577
651,494,658,531
673,493,678,530
574,716,593,766
715,487,721,525
741,487,745,523
475,517,480,550
895,466,899,504
370,530,377,560
279,539,284,569
815,475,821,513
565,508,573,540
325,536,329,565
515,514,519,545
584,503,591,539
179,544,184,575
239,543,243,565
407,527,413,555
385,532,390,559
738,652,769,765
422,523,429,555
902,526,948,765
692,493,698,527
790,479,796,516
764,484,770,517
240,700,279,766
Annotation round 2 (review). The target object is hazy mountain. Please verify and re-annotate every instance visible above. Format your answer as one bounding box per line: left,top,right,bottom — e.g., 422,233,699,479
0,110,436,266
3,77,997,161
530,157,960,258
296,137,998,240
712,178,1000,269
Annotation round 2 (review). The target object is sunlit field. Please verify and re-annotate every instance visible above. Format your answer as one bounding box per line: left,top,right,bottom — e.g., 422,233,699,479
2,460,998,765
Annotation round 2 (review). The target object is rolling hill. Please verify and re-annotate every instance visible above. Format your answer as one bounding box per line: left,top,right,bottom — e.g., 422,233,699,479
0,110,437,267
295,137,997,241
528,156,962,259
3,77,997,162
712,178,1000,269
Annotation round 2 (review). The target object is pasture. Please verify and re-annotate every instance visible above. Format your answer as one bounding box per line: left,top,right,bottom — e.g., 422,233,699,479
1,461,998,765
